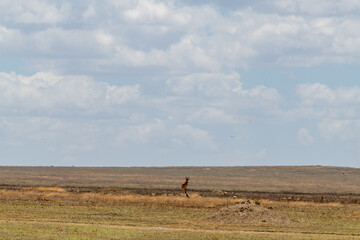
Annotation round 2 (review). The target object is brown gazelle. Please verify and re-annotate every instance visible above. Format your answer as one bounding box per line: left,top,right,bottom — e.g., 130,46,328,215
181,177,190,198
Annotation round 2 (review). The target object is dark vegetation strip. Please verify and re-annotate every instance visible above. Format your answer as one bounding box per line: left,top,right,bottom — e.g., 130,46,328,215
1,184,360,204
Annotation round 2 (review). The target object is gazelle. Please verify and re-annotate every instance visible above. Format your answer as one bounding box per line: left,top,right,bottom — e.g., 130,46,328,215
181,177,190,198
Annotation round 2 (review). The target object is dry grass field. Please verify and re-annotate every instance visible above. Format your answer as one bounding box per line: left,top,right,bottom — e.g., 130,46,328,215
1,166,360,194
0,166,360,239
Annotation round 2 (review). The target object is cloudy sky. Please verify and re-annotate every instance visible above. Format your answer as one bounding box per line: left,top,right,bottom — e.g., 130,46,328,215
1,0,360,167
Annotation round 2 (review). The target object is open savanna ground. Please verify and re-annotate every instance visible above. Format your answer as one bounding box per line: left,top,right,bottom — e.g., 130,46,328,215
1,166,360,194
0,166,360,239
0,187,360,239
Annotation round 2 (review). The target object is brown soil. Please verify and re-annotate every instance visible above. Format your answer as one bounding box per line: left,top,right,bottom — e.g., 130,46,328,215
209,200,294,225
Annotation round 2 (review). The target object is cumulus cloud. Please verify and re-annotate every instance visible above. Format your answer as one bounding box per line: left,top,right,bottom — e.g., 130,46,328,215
318,119,360,142
0,0,70,24
294,83,360,121
296,83,336,105
0,116,102,153
1,1,360,166
95,31,114,46
166,72,280,102
186,108,236,124
274,0,360,15
112,34,220,71
0,70,283,127
124,0,170,22
115,119,167,146
156,71,284,128
296,83,360,106
82,5,96,20
1,1,360,73
166,72,242,97
166,72,281,122
292,82,360,148
172,124,217,150
0,72,140,114
114,120,217,151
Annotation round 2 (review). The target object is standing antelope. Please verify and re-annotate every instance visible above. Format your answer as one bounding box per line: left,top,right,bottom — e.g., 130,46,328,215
181,177,190,198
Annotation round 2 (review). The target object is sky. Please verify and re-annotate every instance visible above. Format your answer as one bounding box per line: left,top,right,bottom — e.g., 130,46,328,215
1,0,360,167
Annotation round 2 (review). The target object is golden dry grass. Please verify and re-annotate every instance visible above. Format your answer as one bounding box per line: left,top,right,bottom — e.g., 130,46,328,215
0,188,237,208
79,192,237,208
22,187,67,192
0,188,350,211
0,187,347,209
258,199,343,208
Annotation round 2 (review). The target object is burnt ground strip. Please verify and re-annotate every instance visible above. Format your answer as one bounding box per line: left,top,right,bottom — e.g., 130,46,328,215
0,184,360,204
117,187,360,203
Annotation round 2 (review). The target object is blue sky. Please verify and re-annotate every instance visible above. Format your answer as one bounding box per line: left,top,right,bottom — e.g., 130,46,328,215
1,0,360,167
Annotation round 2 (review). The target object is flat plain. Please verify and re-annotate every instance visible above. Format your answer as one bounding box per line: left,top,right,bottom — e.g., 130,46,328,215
0,166,360,239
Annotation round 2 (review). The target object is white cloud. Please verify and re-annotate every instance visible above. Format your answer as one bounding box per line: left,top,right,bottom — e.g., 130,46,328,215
0,117,101,153
292,83,360,146
318,119,360,142
96,31,114,46
164,72,282,124
0,27,109,58
166,72,280,109
32,28,108,57
274,0,360,15
186,108,236,124
172,124,217,150
166,71,280,101
0,72,140,114
112,34,220,71
121,5,359,68
0,0,70,24
114,45,168,67
114,120,217,151
124,0,169,22
0,25,22,48
281,83,360,123
1,1,360,166
166,72,242,97
296,83,337,105
122,0,192,25
0,70,282,127
115,119,166,146
82,5,96,19
296,83,360,109
239,85,281,102
297,128,314,146
1,1,360,72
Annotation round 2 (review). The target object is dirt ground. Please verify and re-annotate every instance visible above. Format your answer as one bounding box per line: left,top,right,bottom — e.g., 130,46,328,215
208,200,295,224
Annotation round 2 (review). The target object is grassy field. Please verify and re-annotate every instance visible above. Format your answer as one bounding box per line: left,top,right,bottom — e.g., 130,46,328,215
1,165,360,194
0,187,360,239
0,166,360,239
